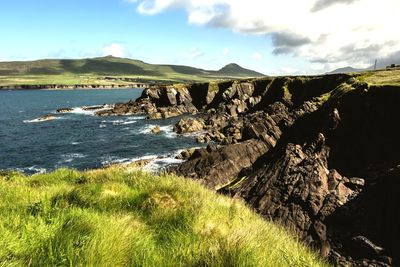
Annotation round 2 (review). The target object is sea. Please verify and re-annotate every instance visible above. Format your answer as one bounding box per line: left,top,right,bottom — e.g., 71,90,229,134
0,88,199,174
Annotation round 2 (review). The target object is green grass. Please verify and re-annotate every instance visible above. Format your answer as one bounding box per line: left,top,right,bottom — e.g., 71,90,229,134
358,69,400,86
0,56,264,87
0,166,327,267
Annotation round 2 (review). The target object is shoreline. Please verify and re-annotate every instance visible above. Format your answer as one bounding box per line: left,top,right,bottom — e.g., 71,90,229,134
0,83,150,90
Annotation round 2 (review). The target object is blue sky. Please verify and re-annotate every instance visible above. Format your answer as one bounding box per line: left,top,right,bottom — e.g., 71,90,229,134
0,0,398,74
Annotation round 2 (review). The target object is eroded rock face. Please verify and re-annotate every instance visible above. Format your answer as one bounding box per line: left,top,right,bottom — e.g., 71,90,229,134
173,139,269,189
225,84,400,266
96,85,198,118
97,74,400,266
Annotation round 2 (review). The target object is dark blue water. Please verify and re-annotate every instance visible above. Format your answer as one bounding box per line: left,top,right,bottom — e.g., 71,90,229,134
0,89,198,173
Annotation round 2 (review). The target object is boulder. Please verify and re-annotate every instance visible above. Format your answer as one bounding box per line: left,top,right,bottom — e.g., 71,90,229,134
174,117,205,134
150,126,161,134
172,139,269,189
56,107,73,113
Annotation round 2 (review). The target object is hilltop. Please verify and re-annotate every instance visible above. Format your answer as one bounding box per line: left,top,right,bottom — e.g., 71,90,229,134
0,56,265,88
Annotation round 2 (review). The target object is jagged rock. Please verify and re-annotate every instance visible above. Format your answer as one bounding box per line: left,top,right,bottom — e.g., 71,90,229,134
174,117,205,134
172,139,269,189
82,105,107,111
56,107,73,113
32,114,57,122
175,148,196,160
150,126,161,134
95,74,400,266
349,236,384,258
195,134,211,144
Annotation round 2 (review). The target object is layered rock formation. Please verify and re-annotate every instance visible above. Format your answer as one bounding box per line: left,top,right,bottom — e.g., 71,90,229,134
101,74,400,266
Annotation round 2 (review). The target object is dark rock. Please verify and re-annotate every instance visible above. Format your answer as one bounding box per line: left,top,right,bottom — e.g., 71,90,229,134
172,139,269,189
56,107,73,113
349,236,384,258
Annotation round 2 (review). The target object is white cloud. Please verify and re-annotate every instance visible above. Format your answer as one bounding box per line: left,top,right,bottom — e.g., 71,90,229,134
130,0,400,70
223,48,230,56
251,52,262,60
184,47,204,60
102,43,125,57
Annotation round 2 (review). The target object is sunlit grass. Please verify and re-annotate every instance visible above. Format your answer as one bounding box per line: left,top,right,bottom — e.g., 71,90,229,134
358,69,400,86
0,166,328,266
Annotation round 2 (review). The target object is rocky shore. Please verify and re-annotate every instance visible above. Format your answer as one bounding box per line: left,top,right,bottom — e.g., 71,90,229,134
96,74,399,266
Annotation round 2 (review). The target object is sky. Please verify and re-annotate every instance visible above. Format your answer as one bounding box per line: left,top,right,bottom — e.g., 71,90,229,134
0,0,399,75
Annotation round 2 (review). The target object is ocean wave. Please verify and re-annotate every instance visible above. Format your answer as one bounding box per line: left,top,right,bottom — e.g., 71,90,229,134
16,166,47,174
67,104,113,116
100,156,134,166
100,118,138,126
100,152,183,171
68,107,95,115
138,124,176,138
58,153,87,164
129,115,146,120
144,157,183,171
71,141,82,145
23,115,61,123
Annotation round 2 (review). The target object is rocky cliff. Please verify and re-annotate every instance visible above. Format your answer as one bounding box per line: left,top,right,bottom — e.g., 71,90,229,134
101,72,400,266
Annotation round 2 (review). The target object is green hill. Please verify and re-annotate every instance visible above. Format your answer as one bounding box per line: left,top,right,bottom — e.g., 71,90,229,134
0,56,265,87
0,166,326,266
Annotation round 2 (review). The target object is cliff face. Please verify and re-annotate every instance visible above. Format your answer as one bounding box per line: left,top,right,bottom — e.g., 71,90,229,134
103,73,400,266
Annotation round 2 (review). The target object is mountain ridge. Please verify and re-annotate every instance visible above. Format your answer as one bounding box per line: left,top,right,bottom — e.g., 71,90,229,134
0,56,265,87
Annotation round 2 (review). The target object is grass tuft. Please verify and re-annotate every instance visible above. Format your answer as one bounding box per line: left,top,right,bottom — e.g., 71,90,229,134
0,166,328,266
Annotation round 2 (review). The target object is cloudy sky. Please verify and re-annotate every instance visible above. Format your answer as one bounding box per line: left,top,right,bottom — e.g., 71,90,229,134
0,0,398,74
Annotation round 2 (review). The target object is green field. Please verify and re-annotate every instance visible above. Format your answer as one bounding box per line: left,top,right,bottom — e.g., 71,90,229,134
0,166,327,266
358,69,400,86
0,56,265,87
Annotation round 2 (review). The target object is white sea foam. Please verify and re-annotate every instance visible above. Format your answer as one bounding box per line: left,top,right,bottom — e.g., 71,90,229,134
71,141,82,145
130,115,146,120
58,153,87,164
100,156,133,166
144,157,184,172
23,116,61,123
100,153,183,171
138,124,176,138
69,107,94,115
17,166,47,174
100,118,137,126
68,104,113,116
119,120,137,125
138,124,157,134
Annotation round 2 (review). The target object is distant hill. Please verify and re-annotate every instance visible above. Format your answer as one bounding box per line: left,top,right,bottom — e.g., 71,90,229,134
215,63,264,77
0,56,265,86
328,57,400,74
327,66,365,74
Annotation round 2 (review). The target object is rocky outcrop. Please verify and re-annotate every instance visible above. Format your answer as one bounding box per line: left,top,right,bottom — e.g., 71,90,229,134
224,83,400,266
96,85,197,118
56,107,73,113
174,117,205,134
173,140,269,189
150,126,161,134
100,73,400,265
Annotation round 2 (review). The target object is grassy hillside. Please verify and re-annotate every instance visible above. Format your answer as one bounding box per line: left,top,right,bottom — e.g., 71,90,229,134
358,69,400,86
0,56,265,87
0,166,327,266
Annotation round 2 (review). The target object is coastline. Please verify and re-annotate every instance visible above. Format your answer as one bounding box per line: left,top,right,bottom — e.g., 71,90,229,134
0,83,150,90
